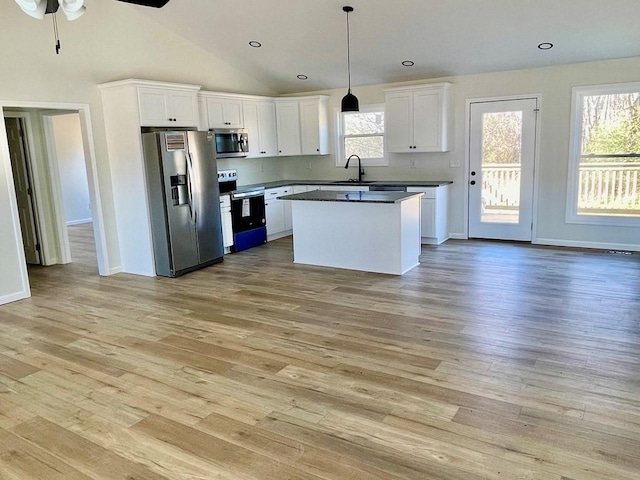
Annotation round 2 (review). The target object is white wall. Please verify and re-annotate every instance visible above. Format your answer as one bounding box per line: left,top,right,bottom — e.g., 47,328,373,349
51,114,92,225
281,56,640,250
0,1,276,303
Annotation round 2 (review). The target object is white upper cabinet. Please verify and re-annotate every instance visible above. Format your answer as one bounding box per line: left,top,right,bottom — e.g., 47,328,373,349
275,100,302,156
300,96,330,155
243,99,278,157
275,96,330,157
138,85,199,127
384,83,451,153
201,94,244,129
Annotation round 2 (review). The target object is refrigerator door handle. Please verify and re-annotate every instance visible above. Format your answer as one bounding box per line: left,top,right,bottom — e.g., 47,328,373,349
186,152,198,225
185,155,194,220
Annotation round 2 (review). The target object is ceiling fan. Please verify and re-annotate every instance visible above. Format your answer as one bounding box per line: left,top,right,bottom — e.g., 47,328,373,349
14,0,170,19
116,0,171,7
14,0,171,53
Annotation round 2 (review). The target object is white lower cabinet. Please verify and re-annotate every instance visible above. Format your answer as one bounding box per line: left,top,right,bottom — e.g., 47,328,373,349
293,185,321,194
265,187,287,241
219,194,233,253
407,185,449,244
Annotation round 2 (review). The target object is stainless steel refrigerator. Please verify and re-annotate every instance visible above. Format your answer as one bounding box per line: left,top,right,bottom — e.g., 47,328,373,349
142,130,224,277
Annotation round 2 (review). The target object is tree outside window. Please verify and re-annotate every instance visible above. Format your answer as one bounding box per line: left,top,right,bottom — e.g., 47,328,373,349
568,84,640,225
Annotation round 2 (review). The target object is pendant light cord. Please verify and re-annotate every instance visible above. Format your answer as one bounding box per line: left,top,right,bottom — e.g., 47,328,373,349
51,11,61,54
346,9,352,93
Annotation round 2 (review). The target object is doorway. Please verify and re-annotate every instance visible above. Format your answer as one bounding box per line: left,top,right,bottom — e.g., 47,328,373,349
5,116,41,265
44,112,96,269
468,98,538,241
0,101,110,305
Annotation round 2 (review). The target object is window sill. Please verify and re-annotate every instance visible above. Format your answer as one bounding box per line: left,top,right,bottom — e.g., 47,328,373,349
566,212,640,228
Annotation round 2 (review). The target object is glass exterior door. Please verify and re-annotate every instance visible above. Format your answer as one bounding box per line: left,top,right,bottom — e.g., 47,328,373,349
469,98,537,241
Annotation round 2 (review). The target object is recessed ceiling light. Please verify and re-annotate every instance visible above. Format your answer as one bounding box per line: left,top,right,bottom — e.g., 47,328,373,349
538,42,553,50
249,41,262,48
297,74,308,80
402,60,415,67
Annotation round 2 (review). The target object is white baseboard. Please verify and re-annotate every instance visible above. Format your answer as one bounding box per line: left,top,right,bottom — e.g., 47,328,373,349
108,265,124,275
0,289,31,305
66,218,93,226
448,233,468,240
267,230,292,242
534,237,640,252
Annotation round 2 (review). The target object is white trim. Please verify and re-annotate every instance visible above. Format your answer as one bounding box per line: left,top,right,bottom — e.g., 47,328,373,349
465,94,542,241
335,104,388,167
0,116,31,304
566,82,640,228
448,233,468,240
534,237,640,253
109,266,124,275
0,100,114,278
0,290,31,305
98,79,201,92
66,218,92,226
42,114,72,264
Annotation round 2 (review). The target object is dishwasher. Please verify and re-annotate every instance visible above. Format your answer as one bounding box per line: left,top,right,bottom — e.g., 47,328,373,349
368,184,407,192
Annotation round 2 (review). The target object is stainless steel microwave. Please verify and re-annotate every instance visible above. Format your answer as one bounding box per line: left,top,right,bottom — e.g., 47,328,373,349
211,129,249,159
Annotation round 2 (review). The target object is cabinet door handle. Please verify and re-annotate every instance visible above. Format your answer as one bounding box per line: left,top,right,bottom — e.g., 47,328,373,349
470,180,476,185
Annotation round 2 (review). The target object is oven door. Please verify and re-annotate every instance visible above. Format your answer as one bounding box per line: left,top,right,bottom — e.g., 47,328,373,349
231,191,266,251
231,191,266,232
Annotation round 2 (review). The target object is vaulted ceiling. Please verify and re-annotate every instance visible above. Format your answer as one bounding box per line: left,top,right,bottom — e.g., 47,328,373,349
136,0,640,94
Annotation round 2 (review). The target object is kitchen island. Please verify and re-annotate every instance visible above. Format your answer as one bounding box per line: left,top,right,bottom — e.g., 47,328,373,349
279,190,423,275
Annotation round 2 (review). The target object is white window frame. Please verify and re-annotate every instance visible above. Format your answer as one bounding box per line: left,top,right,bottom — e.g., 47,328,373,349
566,82,640,227
335,104,387,167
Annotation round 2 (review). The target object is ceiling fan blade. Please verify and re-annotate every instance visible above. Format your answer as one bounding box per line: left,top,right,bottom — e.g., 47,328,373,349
14,0,47,19
116,0,171,7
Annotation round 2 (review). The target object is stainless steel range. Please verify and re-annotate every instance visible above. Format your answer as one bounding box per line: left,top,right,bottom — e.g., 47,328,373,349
217,169,266,252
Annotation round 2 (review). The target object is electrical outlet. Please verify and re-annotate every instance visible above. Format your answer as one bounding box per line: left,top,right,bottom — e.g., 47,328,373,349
450,158,461,168
410,159,416,169
260,160,264,172
308,159,312,170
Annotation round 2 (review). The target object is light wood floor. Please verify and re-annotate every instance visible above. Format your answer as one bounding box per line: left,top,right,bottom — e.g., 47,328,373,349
1,224,639,479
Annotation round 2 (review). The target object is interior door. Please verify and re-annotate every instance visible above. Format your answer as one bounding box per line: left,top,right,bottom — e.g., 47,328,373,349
468,98,537,241
5,117,40,264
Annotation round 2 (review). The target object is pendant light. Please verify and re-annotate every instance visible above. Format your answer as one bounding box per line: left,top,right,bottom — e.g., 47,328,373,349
341,5,359,112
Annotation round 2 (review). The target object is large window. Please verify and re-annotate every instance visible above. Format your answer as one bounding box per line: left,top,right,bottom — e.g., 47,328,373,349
567,83,640,226
336,104,386,166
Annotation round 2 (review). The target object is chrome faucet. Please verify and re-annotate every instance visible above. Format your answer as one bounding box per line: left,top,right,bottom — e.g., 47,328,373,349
344,154,364,182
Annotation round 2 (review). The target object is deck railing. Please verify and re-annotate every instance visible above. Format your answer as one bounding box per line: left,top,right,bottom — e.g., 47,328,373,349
481,164,520,210
481,162,640,215
577,161,640,214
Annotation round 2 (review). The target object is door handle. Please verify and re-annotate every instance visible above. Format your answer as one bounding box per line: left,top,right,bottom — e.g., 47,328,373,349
185,156,194,219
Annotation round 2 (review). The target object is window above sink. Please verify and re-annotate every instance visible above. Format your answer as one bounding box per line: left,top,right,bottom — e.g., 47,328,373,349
336,104,388,167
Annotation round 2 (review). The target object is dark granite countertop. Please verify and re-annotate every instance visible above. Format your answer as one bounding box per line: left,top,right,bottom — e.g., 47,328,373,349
234,179,452,193
278,190,424,204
